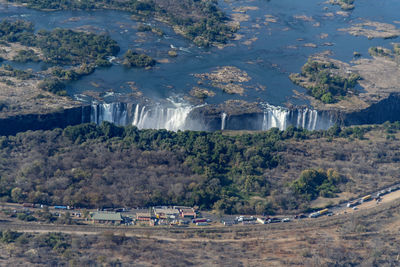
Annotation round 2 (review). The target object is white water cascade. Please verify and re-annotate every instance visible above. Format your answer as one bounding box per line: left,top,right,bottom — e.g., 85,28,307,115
90,98,194,131
260,104,334,131
221,113,227,130
262,105,290,130
132,101,193,131
132,103,140,126
91,102,128,126
90,101,335,132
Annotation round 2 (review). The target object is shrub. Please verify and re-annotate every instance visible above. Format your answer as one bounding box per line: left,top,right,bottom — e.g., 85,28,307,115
123,49,155,68
38,79,66,96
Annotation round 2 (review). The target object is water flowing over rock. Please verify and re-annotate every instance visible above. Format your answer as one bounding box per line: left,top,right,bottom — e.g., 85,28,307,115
261,105,334,131
91,102,129,126
132,102,193,131
89,100,337,132
221,113,227,130
90,99,195,131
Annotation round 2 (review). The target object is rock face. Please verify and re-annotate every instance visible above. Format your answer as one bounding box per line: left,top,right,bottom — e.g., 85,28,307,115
187,102,338,132
1,92,400,136
0,106,91,136
342,93,400,126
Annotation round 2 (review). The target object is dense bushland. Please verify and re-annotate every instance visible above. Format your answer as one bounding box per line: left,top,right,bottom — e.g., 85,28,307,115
1,121,390,214
0,123,284,213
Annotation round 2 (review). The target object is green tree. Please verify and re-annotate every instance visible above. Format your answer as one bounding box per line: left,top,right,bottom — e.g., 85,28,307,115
11,187,24,203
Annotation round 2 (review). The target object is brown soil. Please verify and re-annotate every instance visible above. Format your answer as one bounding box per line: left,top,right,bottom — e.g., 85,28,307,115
0,70,78,118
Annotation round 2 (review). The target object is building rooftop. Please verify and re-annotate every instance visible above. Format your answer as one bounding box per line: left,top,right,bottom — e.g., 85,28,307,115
136,212,152,218
92,212,122,221
181,208,195,213
154,208,180,215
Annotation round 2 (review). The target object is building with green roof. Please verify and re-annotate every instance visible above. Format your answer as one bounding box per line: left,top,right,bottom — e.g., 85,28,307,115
91,212,123,225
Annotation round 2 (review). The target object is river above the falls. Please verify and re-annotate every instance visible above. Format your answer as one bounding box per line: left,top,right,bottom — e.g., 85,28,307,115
0,0,399,131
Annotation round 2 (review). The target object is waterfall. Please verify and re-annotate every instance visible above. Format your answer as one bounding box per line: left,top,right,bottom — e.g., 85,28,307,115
135,106,147,128
132,101,193,131
221,113,227,130
91,98,194,131
90,101,335,132
90,103,128,126
261,105,334,131
133,104,140,126
262,105,290,130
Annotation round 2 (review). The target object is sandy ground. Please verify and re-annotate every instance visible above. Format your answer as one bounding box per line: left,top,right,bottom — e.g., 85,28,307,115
0,72,79,117
0,43,42,61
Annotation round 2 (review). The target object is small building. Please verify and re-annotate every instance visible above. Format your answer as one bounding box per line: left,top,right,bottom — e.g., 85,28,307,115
136,212,152,221
154,207,180,219
92,212,122,225
180,208,197,219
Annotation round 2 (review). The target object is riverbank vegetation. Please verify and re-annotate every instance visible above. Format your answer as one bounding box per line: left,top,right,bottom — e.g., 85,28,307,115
12,49,40,62
0,122,399,214
0,19,120,65
36,28,120,65
7,0,237,47
137,23,164,36
123,49,156,68
329,0,355,11
0,19,160,94
51,64,96,82
290,58,361,104
368,46,395,58
0,19,122,94
0,64,34,80
38,79,67,96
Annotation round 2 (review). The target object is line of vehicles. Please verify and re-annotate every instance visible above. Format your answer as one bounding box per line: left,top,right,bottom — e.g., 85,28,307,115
308,208,332,218
192,218,212,226
13,183,400,228
22,203,74,210
346,184,400,209
232,216,291,225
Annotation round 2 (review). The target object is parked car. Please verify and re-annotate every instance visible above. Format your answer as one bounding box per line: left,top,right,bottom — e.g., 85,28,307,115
268,218,281,223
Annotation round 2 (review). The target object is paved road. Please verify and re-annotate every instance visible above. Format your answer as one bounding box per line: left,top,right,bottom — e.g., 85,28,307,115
1,197,399,243
1,182,399,229
329,183,400,216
